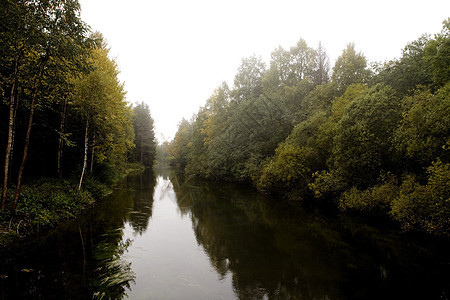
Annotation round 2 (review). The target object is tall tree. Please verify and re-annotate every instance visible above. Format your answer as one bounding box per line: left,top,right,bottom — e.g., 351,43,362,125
331,43,371,92
0,0,36,211
232,55,266,102
133,102,156,167
171,118,193,170
312,42,330,85
288,38,316,83
331,84,402,188
72,38,133,190
375,35,432,96
0,0,88,212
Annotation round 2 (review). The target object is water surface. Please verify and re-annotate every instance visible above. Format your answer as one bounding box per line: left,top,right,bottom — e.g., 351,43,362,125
0,169,449,299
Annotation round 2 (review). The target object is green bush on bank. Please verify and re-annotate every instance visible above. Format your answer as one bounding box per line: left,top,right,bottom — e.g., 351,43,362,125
0,178,105,241
391,160,450,235
17,179,93,223
339,173,399,214
336,161,450,235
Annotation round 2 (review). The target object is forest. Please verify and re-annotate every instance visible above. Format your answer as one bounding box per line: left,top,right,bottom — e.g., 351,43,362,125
165,19,450,235
0,0,156,229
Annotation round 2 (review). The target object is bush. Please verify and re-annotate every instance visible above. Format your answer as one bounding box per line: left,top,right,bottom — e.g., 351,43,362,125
339,176,398,214
12,178,94,227
308,170,348,199
257,144,319,196
391,161,450,235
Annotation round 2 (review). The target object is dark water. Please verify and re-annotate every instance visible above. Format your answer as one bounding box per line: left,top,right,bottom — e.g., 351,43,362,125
0,168,449,299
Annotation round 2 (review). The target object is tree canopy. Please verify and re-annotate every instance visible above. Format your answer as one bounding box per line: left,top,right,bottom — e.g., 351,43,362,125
0,1,156,212
166,20,450,235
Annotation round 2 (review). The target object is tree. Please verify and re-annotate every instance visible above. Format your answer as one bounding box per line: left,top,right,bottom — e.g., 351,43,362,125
395,84,450,170
331,84,402,188
312,42,330,85
375,35,432,96
331,43,371,91
133,102,156,167
232,55,266,102
424,18,450,89
266,39,320,88
72,39,133,190
0,0,88,212
171,118,193,170
391,160,450,234
288,39,317,84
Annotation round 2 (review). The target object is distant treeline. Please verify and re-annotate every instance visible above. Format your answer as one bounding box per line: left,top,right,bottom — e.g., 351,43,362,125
0,0,156,213
163,20,450,235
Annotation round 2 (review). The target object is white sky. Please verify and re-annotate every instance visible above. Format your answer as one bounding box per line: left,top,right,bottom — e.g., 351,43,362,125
78,0,449,143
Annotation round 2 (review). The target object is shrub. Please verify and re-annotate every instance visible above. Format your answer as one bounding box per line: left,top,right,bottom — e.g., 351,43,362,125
309,170,346,199
339,173,399,214
13,179,94,227
257,144,318,196
391,160,450,235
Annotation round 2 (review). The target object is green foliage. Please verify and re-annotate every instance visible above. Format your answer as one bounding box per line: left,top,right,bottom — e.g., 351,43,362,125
0,1,146,218
70,38,135,187
331,84,402,188
81,177,110,199
170,118,194,170
339,173,399,214
330,83,368,121
309,170,345,199
232,55,266,101
374,34,434,96
395,83,450,168
168,23,449,235
391,160,450,235
132,102,156,167
258,144,318,195
257,112,329,195
8,178,94,227
423,18,450,88
331,43,371,91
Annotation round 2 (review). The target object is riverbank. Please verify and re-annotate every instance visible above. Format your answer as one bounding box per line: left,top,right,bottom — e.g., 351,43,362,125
0,163,146,247
0,178,104,246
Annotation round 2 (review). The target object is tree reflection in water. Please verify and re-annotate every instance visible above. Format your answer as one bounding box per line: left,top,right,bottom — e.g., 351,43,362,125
0,170,448,299
92,229,135,299
170,173,450,300
125,170,157,235
0,170,157,299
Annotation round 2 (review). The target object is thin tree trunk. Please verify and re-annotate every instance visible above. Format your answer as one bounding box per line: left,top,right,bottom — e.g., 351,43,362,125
12,58,47,213
8,86,19,185
140,136,144,164
78,119,89,191
57,98,67,179
89,132,96,175
1,81,17,211
12,85,38,212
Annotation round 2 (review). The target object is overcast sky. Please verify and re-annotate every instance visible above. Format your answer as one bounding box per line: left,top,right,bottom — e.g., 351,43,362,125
78,0,449,143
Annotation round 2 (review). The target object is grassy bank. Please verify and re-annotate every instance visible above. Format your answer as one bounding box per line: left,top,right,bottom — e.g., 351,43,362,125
0,178,108,246
0,163,146,246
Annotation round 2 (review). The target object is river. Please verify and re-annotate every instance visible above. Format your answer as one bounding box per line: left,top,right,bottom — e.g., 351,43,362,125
0,168,449,299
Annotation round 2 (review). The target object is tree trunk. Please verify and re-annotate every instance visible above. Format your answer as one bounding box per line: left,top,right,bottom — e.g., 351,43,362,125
12,85,38,212
11,58,47,213
78,119,89,191
1,81,17,211
140,136,144,164
8,86,19,186
57,98,67,179
89,132,96,175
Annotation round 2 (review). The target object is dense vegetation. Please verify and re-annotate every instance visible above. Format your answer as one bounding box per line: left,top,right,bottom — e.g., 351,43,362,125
0,0,156,232
165,20,450,235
